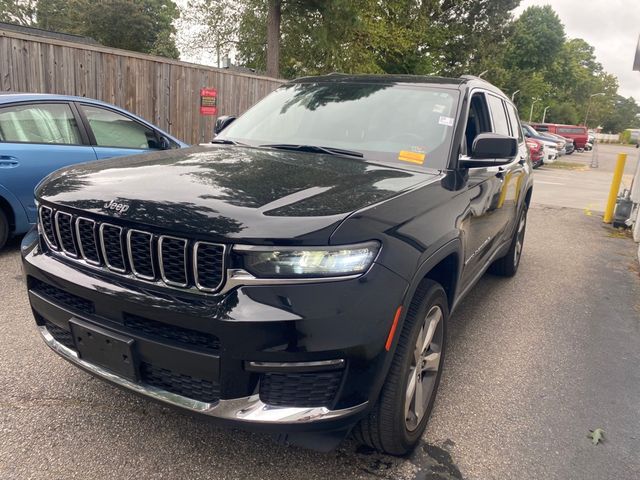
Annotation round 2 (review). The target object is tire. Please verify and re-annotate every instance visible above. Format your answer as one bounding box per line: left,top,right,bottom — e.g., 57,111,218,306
489,204,527,277
0,208,8,250
353,279,447,455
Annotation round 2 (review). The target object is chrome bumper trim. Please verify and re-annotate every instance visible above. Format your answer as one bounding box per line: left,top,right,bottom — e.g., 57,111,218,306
38,326,367,424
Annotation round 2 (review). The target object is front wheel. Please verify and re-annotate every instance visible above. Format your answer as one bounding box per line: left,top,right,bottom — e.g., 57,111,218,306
353,280,447,455
489,205,527,277
0,209,8,250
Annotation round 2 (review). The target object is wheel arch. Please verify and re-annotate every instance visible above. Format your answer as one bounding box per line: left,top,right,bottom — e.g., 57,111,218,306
0,194,16,233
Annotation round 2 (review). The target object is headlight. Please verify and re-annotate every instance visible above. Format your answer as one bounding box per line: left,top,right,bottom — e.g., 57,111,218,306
235,241,380,278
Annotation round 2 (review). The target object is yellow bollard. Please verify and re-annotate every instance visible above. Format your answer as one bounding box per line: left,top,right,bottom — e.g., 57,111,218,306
603,153,627,223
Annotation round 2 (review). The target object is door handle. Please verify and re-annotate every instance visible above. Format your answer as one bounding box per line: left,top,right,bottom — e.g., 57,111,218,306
0,159,19,168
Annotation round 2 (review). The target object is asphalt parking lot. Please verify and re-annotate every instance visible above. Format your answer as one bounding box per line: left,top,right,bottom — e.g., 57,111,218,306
1,146,639,479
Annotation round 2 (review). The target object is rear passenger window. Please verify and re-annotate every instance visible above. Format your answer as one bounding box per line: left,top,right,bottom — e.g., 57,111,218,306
0,103,82,145
487,95,510,136
505,104,524,142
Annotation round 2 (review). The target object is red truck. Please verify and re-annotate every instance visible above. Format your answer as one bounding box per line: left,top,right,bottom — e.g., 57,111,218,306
529,123,589,150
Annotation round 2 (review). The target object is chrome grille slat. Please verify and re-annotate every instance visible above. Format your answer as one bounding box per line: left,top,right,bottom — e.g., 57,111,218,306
194,242,226,292
54,211,78,257
39,206,58,250
127,230,155,280
75,217,101,265
159,236,188,287
99,223,126,273
37,206,226,293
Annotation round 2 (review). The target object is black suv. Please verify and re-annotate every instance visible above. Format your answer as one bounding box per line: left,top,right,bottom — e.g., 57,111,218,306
22,74,532,455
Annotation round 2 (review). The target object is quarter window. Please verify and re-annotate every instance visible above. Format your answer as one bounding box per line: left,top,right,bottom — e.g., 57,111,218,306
486,95,510,136
0,103,82,145
80,105,157,149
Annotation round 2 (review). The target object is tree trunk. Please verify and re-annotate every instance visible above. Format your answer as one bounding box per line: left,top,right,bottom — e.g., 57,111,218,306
266,0,281,78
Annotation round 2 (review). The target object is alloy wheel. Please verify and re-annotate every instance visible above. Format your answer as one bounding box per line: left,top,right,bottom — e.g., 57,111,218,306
404,305,444,431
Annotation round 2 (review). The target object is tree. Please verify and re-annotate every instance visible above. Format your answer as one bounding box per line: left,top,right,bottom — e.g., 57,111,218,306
266,0,280,77
36,0,180,59
504,5,565,71
0,0,35,24
178,0,244,67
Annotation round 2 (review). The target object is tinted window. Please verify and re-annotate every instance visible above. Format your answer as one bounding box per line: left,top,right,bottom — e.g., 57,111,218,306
557,127,586,134
505,104,524,142
486,95,510,136
534,124,549,132
81,105,157,149
219,83,459,169
0,103,81,145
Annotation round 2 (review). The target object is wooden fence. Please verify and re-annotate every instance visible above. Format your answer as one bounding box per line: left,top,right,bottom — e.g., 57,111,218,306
0,29,282,144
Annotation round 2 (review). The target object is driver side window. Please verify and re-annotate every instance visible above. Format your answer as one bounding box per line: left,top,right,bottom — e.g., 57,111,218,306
463,93,492,155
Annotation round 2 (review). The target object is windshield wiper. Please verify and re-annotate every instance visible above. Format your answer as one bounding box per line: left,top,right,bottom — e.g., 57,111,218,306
211,138,249,146
259,143,364,158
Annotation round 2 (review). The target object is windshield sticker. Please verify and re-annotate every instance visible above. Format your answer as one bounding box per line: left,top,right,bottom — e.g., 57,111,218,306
398,150,426,165
438,116,455,127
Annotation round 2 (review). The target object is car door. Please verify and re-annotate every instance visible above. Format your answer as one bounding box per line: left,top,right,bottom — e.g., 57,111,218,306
459,92,519,288
77,103,165,159
0,102,97,224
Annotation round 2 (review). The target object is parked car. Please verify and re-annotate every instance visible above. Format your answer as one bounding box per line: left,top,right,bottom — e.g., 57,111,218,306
526,138,545,168
585,132,596,151
0,93,187,249
543,132,575,155
22,74,533,456
522,123,558,164
529,122,588,150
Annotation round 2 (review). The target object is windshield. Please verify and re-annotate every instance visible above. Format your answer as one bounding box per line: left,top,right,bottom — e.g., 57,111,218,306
218,82,459,169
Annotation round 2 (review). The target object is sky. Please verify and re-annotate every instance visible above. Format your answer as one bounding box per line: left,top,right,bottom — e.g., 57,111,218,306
515,0,640,100
178,1,640,100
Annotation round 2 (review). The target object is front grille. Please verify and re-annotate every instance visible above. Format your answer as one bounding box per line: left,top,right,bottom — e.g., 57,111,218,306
128,230,154,279
31,278,95,314
259,371,343,408
55,211,76,255
40,206,58,249
43,320,75,350
38,206,226,293
140,362,220,403
76,218,100,264
100,224,126,272
159,236,188,286
123,313,220,353
194,242,225,291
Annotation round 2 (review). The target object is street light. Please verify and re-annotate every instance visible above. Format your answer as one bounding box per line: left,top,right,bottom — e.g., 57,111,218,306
584,92,605,128
511,90,520,101
528,98,540,122
542,106,550,123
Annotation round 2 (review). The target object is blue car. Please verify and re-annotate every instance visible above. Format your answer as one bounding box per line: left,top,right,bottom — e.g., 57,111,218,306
0,94,188,248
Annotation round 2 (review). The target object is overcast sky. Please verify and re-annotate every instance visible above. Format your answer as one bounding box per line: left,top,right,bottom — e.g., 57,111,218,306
515,0,640,100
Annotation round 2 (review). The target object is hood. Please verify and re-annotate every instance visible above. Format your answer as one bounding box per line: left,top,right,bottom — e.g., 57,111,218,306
37,146,435,243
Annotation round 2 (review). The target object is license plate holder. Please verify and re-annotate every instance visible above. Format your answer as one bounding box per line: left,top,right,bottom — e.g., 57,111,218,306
69,318,138,381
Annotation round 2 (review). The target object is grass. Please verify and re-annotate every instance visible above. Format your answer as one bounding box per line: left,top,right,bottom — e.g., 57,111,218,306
545,161,589,171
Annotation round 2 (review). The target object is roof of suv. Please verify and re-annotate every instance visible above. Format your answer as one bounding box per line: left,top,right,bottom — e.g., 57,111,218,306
290,73,508,98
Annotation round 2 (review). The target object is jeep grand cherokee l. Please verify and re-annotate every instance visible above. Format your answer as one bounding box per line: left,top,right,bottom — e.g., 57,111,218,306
22,74,533,455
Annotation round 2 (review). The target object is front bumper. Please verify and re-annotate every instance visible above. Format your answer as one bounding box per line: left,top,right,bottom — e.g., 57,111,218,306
22,232,407,431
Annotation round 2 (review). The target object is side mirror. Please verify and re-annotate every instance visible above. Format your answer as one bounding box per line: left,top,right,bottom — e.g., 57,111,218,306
214,115,236,136
158,135,172,150
459,133,518,168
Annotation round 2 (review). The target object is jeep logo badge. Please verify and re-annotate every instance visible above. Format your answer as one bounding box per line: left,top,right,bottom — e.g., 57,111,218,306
103,200,130,215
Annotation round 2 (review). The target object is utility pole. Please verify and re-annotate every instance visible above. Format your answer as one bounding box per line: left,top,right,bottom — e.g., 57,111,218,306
584,92,605,128
528,98,540,123
542,106,550,123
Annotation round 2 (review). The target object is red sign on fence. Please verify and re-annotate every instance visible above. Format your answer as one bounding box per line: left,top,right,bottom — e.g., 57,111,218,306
200,88,217,115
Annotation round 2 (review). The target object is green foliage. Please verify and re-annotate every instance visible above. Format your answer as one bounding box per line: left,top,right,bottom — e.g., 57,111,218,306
0,0,36,24
601,96,640,133
35,0,180,58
